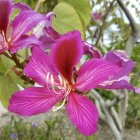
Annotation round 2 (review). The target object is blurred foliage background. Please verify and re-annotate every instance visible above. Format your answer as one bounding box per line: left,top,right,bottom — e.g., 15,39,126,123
0,0,140,139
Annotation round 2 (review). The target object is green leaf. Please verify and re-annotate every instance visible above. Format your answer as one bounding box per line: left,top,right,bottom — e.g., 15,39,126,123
58,0,91,27
52,2,85,38
0,75,18,108
0,55,27,108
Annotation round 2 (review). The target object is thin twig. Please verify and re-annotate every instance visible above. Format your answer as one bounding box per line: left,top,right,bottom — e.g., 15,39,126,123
11,54,24,69
35,0,45,12
2,52,11,59
91,90,122,140
116,0,138,35
95,1,115,46
116,0,140,56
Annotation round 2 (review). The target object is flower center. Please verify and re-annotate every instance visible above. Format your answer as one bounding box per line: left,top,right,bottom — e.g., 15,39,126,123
46,72,72,96
46,72,72,112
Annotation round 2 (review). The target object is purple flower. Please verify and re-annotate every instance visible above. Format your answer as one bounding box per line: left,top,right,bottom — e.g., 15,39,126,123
91,12,103,21
83,42,102,58
98,50,140,93
32,122,38,128
39,26,61,50
33,13,61,50
0,0,48,53
9,31,121,136
10,133,17,139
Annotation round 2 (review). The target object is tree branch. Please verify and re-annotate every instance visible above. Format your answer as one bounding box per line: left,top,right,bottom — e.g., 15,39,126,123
95,1,115,46
116,0,139,56
35,0,45,12
91,90,122,140
116,0,138,35
111,107,123,131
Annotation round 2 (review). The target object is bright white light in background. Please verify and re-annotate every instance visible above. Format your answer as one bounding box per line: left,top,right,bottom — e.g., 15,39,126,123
88,0,140,46
125,0,140,23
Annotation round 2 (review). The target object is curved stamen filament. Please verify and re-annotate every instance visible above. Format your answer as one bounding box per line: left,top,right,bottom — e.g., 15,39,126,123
46,72,71,96
58,75,63,90
46,72,52,94
46,72,61,95
46,72,72,112
53,98,67,112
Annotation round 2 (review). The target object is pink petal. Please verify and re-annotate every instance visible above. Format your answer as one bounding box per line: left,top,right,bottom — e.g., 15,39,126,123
14,2,31,11
99,79,140,94
39,27,61,50
105,51,135,79
39,35,55,50
0,0,12,33
92,12,103,21
83,42,102,58
66,92,98,136
10,35,42,53
135,88,140,94
8,87,63,116
50,31,83,83
0,34,8,53
24,47,58,86
75,59,121,92
11,11,45,43
100,79,135,90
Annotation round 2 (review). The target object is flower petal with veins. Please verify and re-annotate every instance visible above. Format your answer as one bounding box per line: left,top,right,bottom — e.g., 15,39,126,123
66,92,98,136
9,87,63,116
51,31,83,83
75,59,121,92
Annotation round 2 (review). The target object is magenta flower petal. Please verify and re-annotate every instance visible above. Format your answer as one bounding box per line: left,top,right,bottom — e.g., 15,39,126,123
39,35,55,49
75,59,121,92
11,10,45,43
0,34,8,53
98,51,139,92
10,35,42,53
39,27,61,50
100,79,134,90
105,51,135,79
66,92,98,136
8,87,63,116
14,2,31,11
51,31,83,83
83,42,102,58
0,0,12,33
24,47,58,86
92,12,103,21
135,88,140,94
99,78,140,94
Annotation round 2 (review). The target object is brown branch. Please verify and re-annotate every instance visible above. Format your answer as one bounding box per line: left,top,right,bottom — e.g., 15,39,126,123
91,90,122,140
116,0,138,35
116,0,139,128
95,1,115,46
106,92,125,108
2,52,33,85
12,68,34,85
116,0,139,56
2,52,11,59
11,54,24,69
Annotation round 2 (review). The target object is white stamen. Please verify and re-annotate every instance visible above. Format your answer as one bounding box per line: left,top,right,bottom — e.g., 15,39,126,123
50,74,61,95
46,72,50,83
53,98,67,112
46,72,52,94
46,73,72,111
51,75,55,86
63,80,67,92
58,75,63,87
65,87,71,97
